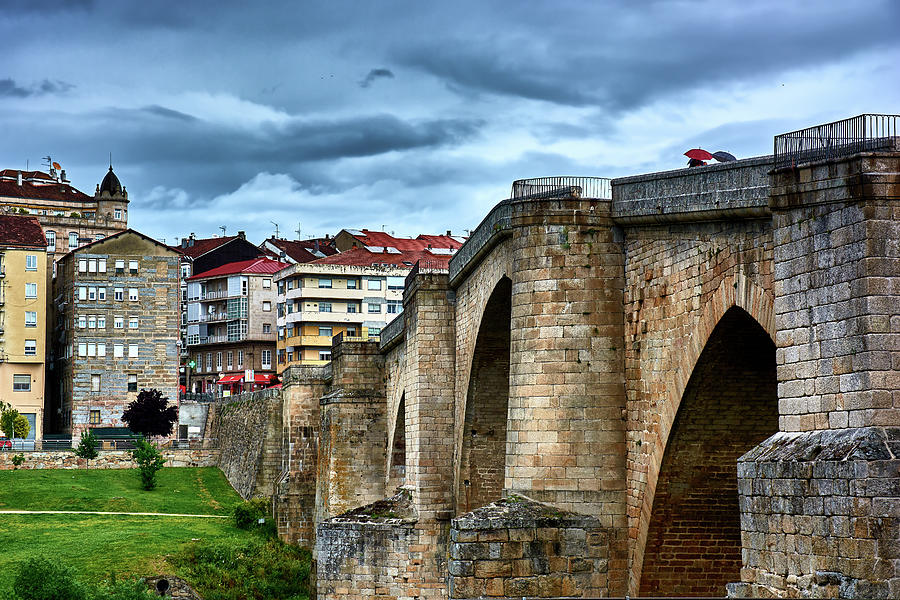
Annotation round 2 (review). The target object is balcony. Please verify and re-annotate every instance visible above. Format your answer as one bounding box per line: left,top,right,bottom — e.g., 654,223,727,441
283,310,368,325
186,333,247,346
299,335,333,347
188,312,245,324
284,286,368,301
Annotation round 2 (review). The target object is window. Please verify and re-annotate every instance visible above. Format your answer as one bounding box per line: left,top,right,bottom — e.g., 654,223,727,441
97,316,106,328
387,300,401,314
78,343,87,357
263,323,271,334
87,316,96,328
226,351,233,370
318,278,332,289
46,231,56,252
346,279,358,289
78,259,87,273
287,351,293,362
129,317,138,329
128,288,138,301
367,279,382,291
114,288,124,301
347,303,357,313
368,303,381,313
98,260,106,273
13,374,30,392
88,287,96,301
237,350,243,368
387,276,405,290
319,302,332,313
114,344,124,358
89,410,101,424
216,352,222,370
24,339,36,356
128,344,138,358
114,316,124,329
368,327,381,336
94,234,104,241
115,260,125,273
319,326,333,337
114,208,122,220
98,287,106,300
97,343,106,357
91,374,101,392
262,278,271,289
206,353,212,371
25,283,37,298
88,259,97,273
25,255,37,271
262,301,272,312
129,260,139,273
25,311,36,327
78,287,87,301
87,343,96,357
319,350,332,361
261,350,272,369
127,374,137,392
69,232,78,249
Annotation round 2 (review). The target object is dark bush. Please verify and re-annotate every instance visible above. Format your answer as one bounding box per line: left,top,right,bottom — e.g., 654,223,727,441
232,497,270,530
13,556,87,600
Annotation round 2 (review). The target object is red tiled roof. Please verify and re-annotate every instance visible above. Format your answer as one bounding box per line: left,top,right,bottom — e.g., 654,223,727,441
0,176,92,203
188,258,289,280
265,239,319,263
345,229,462,252
0,215,47,248
170,235,239,258
310,246,451,268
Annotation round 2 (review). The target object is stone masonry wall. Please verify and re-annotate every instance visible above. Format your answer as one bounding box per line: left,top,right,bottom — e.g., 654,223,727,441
206,388,283,499
0,448,218,470
449,496,610,598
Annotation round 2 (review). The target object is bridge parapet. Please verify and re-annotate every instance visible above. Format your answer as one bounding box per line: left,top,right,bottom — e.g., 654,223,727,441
612,155,772,225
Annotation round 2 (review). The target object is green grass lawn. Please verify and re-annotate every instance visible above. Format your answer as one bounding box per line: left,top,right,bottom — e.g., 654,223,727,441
0,513,249,595
0,467,241,514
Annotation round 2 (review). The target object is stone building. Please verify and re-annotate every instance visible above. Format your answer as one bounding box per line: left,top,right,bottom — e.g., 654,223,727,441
0,215,47,442
185,257,287,394
52,229,181,436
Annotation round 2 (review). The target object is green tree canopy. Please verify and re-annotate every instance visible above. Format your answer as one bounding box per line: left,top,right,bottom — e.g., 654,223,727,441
121,389,177,438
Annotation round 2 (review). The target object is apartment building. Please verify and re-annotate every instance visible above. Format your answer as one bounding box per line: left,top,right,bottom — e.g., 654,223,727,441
0,216,47,441
52,230,181,435
185,257,287,394
274,243,454,370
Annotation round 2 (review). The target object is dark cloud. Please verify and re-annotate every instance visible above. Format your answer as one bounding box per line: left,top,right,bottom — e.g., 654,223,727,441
359,68,395,88
141,105,198,122
0,78,74,98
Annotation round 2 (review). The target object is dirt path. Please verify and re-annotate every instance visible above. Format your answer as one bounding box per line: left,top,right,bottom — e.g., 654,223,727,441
0,509,227,518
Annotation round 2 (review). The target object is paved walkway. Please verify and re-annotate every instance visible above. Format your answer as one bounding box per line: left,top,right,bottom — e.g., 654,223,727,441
0,509,228,518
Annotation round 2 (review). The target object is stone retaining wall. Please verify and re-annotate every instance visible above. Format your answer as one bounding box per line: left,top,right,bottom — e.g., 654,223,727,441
0,448,219,470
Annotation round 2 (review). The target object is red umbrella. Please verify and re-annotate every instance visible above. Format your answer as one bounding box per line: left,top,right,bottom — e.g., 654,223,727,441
684,148,714,161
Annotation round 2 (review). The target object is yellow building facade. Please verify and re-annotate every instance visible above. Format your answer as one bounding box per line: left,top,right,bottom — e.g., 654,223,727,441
0,216,48,442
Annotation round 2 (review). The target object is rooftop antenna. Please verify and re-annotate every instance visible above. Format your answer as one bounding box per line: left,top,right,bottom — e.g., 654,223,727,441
109,152,112,168
271,221,280,238
219,225,227,237
295,222,302,240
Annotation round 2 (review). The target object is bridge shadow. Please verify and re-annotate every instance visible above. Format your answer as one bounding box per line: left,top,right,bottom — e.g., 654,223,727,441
640,306,778,597
458,276,512,514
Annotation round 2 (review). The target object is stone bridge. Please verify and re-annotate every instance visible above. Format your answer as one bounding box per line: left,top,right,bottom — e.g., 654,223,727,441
269,116,900,599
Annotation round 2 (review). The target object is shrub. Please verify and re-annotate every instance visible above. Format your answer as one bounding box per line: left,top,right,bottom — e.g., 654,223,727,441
171,538,310,600
13,556,87,600
1,406,30,440
121,389,177,438
12,453,25,468
130,438,165,490
74,429,99,460
233,497,270,530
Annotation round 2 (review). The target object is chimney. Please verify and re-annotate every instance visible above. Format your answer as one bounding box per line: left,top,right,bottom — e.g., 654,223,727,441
238,230,246,240
325,234,330,240
16,171,22,186
190,233,195,239
181,238,188,248
60,170,67,182
314,240,320,253
446,230,451,236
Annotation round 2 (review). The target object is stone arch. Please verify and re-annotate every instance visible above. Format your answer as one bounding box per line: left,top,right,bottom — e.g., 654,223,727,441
456,276,512,514
638,304,778,597
386,393,407,492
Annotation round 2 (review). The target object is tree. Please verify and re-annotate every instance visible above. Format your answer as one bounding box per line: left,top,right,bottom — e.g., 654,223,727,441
74,429,99,461
1,406,30,440
121,389,177,438
131,437,166,490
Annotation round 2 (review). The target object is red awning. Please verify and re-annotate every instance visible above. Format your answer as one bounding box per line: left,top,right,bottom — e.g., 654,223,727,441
217,374,243,384
252,373,273,384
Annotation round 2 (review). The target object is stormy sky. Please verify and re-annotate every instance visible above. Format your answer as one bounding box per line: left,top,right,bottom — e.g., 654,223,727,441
2,0,898,244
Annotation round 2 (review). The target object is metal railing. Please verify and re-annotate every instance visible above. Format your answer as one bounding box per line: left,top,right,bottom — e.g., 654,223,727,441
511,176,611,200
180,392,218,403
449,199,513,283
774,113,900,170
379,311,405,349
